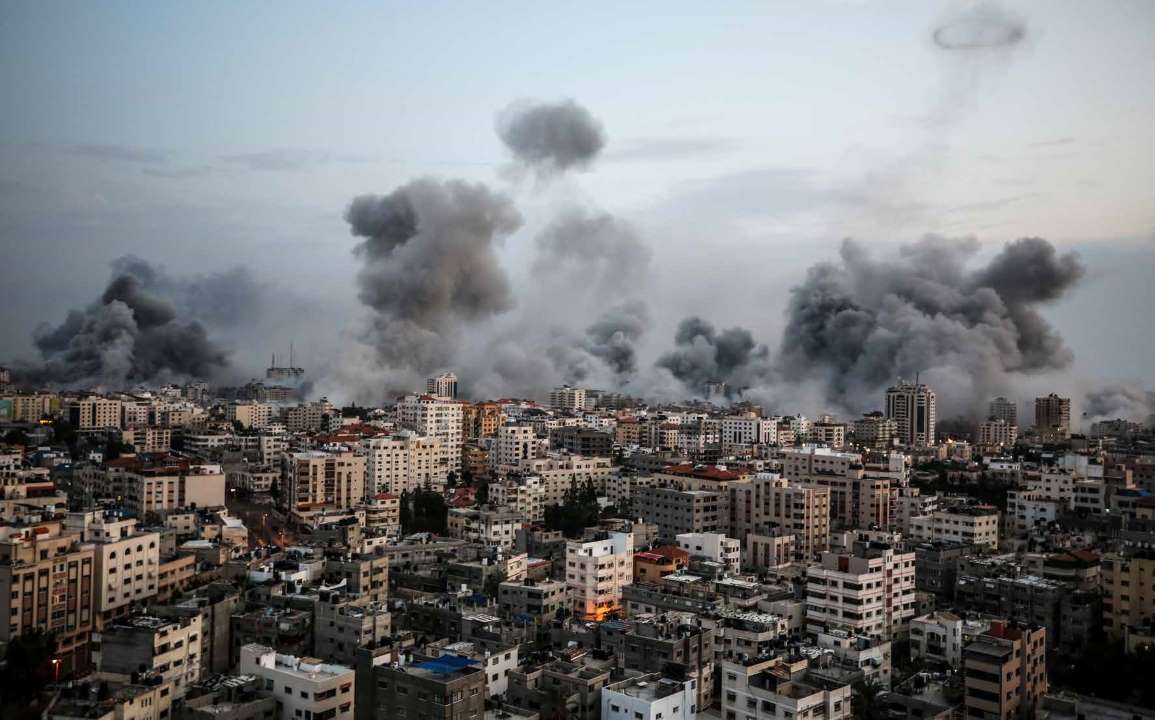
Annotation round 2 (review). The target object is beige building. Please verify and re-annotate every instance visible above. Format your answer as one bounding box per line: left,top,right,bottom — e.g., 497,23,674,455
70,397,123,430
852,413,897,449
121,465,227,515
567,531,633,621
1101,552,1155,639
977,419,1018,447
492,424,541,473
65,512,161,625
282,450,367,515
447,507,525,548
366,431,444,493
396,394,463,475
549,385,587,412
0,521,95,674
518,455,613,505
119,427,172,454
1035,393,1071,438
721,656,851,720
963,622,1047,719
227,401,273,429
806,540,917,640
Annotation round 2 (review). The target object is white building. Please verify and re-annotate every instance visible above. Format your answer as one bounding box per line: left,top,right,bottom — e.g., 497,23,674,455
492,424,540,473
806,541,917,640
446,508,525,548
1006,490,1059,536
977,419,1018,447
720,657,851,720
720,413,777,452
566,531,633,621
909,506,1000,550
396,394,463,475
64,511,160,622
602,674,697,720
676,532,740,574
910,611,965,669
426,371,459,399
239,644,355,720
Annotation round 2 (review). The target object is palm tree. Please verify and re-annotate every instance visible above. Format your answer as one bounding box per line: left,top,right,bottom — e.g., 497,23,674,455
851,678,884,720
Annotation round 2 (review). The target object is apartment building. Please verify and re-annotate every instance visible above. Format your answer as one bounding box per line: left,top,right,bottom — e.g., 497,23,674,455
549,385,587,412
636,486,724,541
446,507,524,548
852,413,897,450
909,611,964,669
371,655,485,720
227,401,273,429
461,401,502,440
65,511,161,624
69,397,123,430
567,531,633,621
281,450,367,516
426,371,459,399
745,530,796,571
1101,551,1155,639
239,644,355,720
909,505,1000,550
365,432,444,494
963,622,1047,720
602,674,698,720
977,419,1018,447
95,614,202,697
0,521,95,673
720,656,852,720
677,532,740,574
498,578,569,620
886,380,937,447
805,541,917,641
396,394,464,475
492,424,541,473
313,592,392,666
517,455,613,505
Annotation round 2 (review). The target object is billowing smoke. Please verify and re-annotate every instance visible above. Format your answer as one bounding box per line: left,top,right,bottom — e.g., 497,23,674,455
777,236,1084,414
1083,385,1155,425
345,178,523,381
933,3,1026,51
657,317,771,396
533,209,651,290
16,258,232,388
497,99,605,177
584,301,649,376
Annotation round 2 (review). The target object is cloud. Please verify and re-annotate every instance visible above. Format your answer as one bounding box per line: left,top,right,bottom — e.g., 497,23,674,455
221,148,372,172
608,136,738,162
496,99,605,178
68,144,168,165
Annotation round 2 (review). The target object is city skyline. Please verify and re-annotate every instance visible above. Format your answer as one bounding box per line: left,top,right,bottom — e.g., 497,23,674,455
1,1,1153,421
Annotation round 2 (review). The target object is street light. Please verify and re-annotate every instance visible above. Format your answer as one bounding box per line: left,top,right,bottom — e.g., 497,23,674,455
51,657,61,682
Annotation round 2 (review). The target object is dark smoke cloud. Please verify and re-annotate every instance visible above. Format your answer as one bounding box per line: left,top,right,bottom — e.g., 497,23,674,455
584,301,650,377
533,209,651,289
933,4,1026,51
777,236,1084,414
497,100,605,177
345,178,523,377
15,258,232,388
1083,385,1155,424
657,316,771,395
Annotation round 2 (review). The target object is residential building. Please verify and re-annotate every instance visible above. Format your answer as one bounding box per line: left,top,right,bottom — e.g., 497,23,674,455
676,532,740,574
1035,394,1071,439
720,656,852,720
0,521,95,673
636,487,724,541
281,450,367,516
446,507,525,548
64,512,162,624
852,413,897,450
909,611,964,669
963,622,1047,720
977,419,1018,447
426,371,459,399
551,426,614,457
365,432,444,494
498,578,569,621
909,505,1000,550
549,385,587,412
492,424,540,473
805,541,917,640
601,674,698,720
69,397,123,430
885,380,937,447
239,644,355,720
95,614,202,697
1101,551,1155,640
372,655,485,720
989,396,1018,426
396,394,463,475
567,531,633,621
227,401,273,429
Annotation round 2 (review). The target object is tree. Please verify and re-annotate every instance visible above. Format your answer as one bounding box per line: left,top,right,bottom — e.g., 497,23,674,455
0,629,57,702
851,678,884,720
2,428,30,446
483,568,507,599
544,480,601,538
446,470,458,489
401,488,448,535
399,490,413,534
476,476,490,505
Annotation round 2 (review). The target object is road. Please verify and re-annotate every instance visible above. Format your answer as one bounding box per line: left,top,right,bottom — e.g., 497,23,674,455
225,492,297,549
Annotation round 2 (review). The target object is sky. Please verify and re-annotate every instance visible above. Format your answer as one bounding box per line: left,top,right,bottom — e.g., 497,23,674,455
1,1,1153,422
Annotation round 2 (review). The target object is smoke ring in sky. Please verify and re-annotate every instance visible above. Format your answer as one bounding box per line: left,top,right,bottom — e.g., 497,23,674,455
932,9,1026,50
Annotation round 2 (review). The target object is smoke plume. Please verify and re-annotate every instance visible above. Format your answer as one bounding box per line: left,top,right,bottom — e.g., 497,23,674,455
1083,385,1155,425
345,178,523,380
533,209,651,290
657,316,772,396
777,236,1084,414
497,100,606,177
16,258,232,388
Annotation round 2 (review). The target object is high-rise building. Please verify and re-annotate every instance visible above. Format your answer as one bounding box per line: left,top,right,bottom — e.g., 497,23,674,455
885,379,937,447
805,540,916,640
1034,394,1071,438
281,450,367,515
426,371,459,399
397,394,463,475
64,511,161,625
366,432,444,494
988,396,1018,426
566,531,633,621
977,418,1018,447
852,412,897,449
549,384,587,412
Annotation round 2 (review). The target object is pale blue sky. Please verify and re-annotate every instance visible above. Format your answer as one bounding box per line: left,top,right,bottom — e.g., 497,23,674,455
1,0,1153,400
